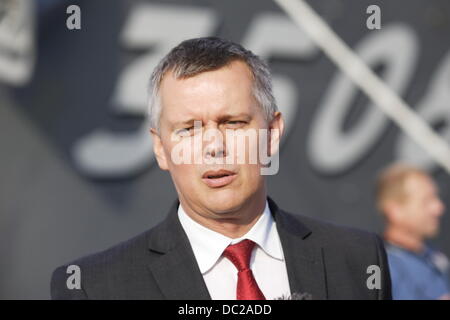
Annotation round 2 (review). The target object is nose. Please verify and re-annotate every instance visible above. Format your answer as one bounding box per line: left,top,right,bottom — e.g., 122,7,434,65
205,144,225,158
203,126,226,160
432,197,445,217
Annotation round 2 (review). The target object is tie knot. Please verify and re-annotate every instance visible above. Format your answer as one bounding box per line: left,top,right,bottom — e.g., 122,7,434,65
223,239,256,272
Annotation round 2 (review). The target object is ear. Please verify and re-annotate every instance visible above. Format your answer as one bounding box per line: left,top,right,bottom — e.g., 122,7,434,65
150,128,169,171
268,111,285,156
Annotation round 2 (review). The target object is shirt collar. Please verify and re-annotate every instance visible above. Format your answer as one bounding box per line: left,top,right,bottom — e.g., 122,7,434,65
178,200,284,274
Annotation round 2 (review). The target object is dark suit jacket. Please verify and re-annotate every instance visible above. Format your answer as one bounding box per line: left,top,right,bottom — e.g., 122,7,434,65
51,197,392,299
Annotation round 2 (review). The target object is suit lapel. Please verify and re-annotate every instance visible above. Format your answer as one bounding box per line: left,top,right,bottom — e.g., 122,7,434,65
146,197,328,300
146,200,211,300
268,197,328,300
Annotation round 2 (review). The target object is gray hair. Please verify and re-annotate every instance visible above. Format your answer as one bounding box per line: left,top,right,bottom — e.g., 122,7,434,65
147,37,277,131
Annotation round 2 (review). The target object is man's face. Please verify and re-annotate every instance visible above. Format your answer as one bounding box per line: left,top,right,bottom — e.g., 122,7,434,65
151,60,283,217
395,174,445,238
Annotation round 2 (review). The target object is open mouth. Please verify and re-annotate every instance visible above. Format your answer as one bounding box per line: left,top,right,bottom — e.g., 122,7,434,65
201,169,237,188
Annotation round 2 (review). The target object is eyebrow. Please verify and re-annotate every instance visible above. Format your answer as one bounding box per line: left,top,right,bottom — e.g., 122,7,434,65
173,119,197,127
218,113,252,122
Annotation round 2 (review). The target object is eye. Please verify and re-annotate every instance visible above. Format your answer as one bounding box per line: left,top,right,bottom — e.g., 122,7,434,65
226,120,247,128
176,126,194,135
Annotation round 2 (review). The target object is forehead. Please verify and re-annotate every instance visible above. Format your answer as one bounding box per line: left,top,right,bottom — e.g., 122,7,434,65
158,60,259,125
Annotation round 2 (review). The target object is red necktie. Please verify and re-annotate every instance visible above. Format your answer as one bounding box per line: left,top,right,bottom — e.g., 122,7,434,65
223,239,266,300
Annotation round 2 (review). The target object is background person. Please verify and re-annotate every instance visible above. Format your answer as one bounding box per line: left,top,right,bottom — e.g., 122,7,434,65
376,163,450,300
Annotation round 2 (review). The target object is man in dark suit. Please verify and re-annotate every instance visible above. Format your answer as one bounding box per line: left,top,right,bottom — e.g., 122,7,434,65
51,37,391,300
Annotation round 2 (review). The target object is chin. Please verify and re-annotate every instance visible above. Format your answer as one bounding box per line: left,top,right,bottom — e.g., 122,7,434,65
428,228,440,237
202,191,246,214
424,226,439,238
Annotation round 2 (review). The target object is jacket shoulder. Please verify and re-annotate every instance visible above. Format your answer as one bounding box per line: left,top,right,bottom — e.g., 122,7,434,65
278,209,391,300
50,225,159,299
280,209,382,247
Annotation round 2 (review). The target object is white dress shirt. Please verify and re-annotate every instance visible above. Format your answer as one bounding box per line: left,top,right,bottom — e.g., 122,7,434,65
178,200,291,300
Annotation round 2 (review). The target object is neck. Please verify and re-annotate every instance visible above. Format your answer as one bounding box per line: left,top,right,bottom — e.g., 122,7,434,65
384,226,424,253
180,190,267,239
